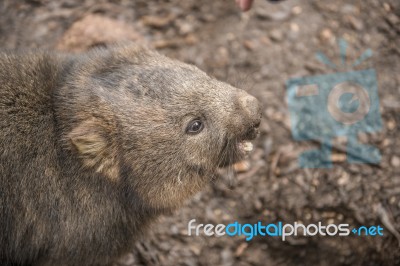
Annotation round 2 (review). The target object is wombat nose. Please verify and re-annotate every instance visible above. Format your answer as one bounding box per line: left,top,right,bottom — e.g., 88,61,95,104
238,94,262,126
237,93,262,140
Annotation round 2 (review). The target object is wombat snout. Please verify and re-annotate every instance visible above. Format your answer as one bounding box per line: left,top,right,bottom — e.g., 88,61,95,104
237,93,262,140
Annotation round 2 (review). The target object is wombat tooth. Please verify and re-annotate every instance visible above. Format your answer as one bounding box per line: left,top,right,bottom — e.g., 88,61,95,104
242,141,254,152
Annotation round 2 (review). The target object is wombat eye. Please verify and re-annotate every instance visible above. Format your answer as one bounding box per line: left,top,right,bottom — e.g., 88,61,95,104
186,120,204,135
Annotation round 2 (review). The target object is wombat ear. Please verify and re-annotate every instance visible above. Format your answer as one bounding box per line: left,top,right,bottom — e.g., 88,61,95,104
68,119,119,181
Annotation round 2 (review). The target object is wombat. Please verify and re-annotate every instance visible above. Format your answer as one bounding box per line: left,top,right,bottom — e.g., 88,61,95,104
0,44,261,266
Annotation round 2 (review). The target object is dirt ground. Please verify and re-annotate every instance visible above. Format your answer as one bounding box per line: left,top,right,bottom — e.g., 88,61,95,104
1,0,399,265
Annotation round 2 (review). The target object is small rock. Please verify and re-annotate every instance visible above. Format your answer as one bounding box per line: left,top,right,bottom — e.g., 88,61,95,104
319,28,334,42
341,4,359,15
288,23,300,40
256,9,290,21
269,29,283,42
189,245,202,256
170,225,179,235
179,22,193,35
292,6,302,15
213,46,229,67
389,196,396,204
337,171,350,185
184,34,198,45
383,3,391,12
260,36,271,46
235,243,248,257
290,23,300,32
226,32,236,42
233,160,251,173
214,208,222,216
221,248,234,266
176,19,195,35
331,153,346,162
253,199,263,211
387,13,400,25
202,13,216,22
391,156,400,167
141,14,175,28
243,40,256,51
382,138,391,147
387,119,396,130
347,16,364,31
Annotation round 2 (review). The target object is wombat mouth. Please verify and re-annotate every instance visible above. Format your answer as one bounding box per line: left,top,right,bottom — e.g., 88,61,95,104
218,125,259,168
237,122,260,155
217,140,254,168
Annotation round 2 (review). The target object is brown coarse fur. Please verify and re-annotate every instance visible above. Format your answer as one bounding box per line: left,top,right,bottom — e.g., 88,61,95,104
0,44,261,266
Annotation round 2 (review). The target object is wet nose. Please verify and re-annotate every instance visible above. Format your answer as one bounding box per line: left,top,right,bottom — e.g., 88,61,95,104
238,93,262,139
238,93,262,126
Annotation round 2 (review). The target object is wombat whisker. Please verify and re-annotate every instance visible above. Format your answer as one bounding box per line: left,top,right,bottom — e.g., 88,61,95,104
217,137,230,167
230,137,242,188
176,170,182,185
225,137,237,189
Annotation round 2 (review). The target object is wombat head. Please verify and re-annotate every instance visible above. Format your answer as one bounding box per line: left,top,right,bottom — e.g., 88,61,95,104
60,45,261,210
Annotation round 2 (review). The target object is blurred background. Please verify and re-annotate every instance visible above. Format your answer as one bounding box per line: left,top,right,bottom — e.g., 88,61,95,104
1,0,399,265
